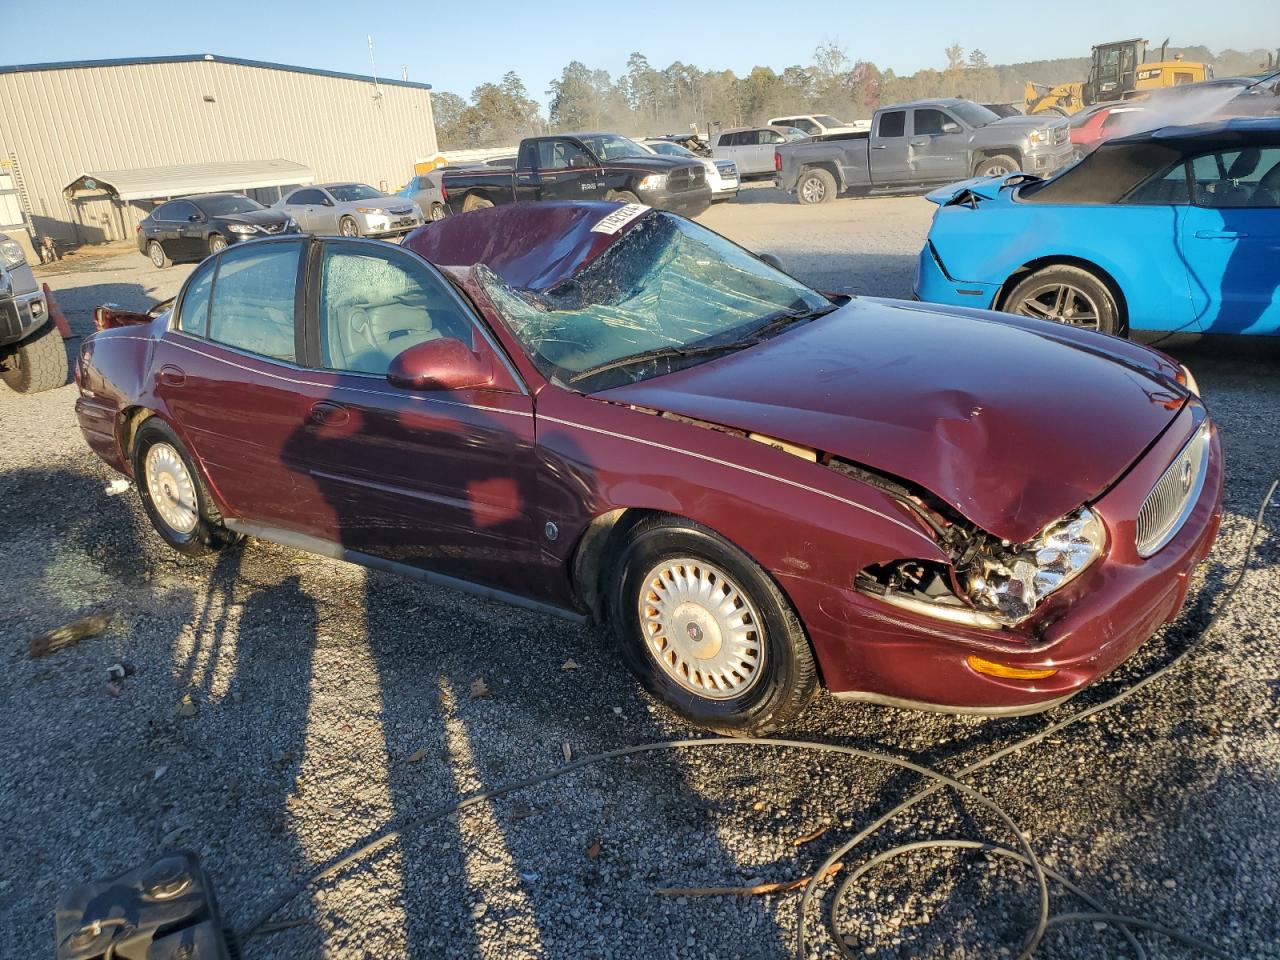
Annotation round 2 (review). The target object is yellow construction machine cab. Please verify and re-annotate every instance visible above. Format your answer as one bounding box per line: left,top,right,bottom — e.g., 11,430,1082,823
1027,38,1215,116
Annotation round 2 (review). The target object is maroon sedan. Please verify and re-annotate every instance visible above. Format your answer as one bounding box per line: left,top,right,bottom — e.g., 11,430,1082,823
74,202,1222,733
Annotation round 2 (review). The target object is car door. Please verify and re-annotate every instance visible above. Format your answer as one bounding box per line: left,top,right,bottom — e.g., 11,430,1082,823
148,201,184,258
713,132,747,172
536,138,604,202
756,129,786,175
871,109,910,183
169,200,208,259
1180,146,1280,334
287,239,546,594
909,108,970,182
153,239,321,529
282,188,327,233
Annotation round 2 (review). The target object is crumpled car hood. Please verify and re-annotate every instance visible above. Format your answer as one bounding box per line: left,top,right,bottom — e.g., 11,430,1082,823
925,174,1026,205
595,297,1186,543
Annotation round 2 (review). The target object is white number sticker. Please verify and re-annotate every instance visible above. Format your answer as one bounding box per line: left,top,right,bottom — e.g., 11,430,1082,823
591,203,651,235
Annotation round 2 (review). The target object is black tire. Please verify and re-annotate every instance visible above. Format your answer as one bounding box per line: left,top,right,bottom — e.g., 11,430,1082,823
607,516,818,735
1002,264,1126,337
462,194,494,213
0,321,68,394
608,190,641,204
338,216,360,237
796,168,837,205
974,154,1021,178
147,240,172,268
207,233,226,254
131,418,241,557
429,202,447,222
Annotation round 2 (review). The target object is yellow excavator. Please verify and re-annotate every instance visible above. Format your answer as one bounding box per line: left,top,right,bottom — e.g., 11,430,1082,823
1026,39,1214,116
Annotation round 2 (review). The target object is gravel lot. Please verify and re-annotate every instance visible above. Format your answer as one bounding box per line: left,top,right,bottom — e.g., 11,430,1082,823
2,190,1278,959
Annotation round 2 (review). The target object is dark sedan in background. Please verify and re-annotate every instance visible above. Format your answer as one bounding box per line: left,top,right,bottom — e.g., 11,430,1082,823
137,193,298,268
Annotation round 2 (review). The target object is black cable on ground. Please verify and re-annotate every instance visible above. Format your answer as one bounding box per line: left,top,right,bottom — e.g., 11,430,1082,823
240,478,1276,958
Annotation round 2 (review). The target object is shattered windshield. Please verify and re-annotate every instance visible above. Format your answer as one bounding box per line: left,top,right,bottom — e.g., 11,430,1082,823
477,211,833,391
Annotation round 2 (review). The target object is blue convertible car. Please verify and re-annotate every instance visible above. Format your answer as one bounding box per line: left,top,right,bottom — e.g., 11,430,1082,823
915,118,1280,337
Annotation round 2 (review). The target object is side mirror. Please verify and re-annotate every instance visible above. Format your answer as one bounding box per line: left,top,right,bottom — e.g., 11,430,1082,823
187,213,204,222
322,197,335,206
758,253,784,271
941,122,961,134
387,337,493,391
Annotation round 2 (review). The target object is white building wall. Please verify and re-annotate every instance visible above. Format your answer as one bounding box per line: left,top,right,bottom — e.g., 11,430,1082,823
0,56,437,243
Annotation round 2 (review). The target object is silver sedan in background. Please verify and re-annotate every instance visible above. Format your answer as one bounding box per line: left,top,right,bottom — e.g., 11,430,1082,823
272,182,424,238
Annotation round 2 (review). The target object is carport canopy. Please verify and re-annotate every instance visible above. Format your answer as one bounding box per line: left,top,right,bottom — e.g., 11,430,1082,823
63,159,315,201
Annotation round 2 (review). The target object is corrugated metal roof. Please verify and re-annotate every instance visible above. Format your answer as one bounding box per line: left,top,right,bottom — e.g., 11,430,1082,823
0,53,432,90
65,159,315,201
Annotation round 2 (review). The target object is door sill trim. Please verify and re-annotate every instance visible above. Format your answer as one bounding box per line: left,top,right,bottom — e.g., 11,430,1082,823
224,519,587,624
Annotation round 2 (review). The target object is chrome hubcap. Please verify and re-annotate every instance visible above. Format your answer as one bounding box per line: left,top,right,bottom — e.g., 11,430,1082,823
150,243,163,266
341,220,356,236
801,177,826,203
1017,282,1101,329
638,558,764,700
144,442,198,535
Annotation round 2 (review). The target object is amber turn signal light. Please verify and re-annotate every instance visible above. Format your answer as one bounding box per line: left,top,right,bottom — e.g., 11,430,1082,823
965,655,1058,681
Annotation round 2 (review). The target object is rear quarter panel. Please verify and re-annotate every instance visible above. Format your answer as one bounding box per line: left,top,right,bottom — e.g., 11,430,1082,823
928,199,1199,331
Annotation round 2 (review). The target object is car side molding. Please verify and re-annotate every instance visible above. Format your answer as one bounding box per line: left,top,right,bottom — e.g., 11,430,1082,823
223,519,588,625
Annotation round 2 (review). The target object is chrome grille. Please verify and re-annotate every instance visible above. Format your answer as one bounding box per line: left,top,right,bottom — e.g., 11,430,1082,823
1135,422,1211,557
667,166,706,192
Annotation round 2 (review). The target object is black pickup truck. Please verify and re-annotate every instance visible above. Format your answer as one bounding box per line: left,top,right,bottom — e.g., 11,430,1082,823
441,133,712,218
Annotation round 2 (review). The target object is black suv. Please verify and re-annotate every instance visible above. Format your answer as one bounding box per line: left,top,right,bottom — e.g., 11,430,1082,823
137,193,299,268
0,232,64,394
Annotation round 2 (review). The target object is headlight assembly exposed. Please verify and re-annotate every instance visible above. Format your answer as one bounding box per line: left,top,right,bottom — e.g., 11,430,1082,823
857,507,1106,628
1178,363,1200,396
226,224,257,235
638,173,668,191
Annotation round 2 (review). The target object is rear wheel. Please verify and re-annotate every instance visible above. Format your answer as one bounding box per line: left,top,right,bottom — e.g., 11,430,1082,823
1003,264,1126,337
339,216,360,237
0,322,67,394
796,168,836,205
462,194,494,213
132,419,241,556
974,154,1020,178
147,240,171,268
607,516,818,735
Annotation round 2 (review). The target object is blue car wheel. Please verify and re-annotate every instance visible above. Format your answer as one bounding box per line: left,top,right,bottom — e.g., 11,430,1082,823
1003,265,1125,338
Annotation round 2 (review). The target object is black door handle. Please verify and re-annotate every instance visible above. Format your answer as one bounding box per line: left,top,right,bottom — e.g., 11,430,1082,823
310,401,350,426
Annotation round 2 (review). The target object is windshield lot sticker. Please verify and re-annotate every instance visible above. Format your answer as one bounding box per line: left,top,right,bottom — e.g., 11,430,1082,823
592,203,650,234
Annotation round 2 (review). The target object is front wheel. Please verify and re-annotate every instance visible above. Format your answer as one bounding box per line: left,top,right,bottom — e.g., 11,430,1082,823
338,216,360,237
132,419,241,556
1002,264,1126,337
207,234,226,254
607,190,641,205
607,516,818,735
796,168,836,205
0,322,67,394
429,202,447,222
974,154,1020,178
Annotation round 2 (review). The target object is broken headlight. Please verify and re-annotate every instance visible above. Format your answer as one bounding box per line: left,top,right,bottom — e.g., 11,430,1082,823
858,508,1106,628
963,509,1105,622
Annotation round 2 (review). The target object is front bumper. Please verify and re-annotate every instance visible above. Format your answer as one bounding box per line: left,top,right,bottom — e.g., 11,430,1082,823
792,407,1223,713
1025,142,1075,175
638,186,713,218
358,212,425,236
0,288,49,349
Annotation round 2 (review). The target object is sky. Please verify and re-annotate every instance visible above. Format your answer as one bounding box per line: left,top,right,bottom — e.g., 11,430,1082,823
1,0,1276,110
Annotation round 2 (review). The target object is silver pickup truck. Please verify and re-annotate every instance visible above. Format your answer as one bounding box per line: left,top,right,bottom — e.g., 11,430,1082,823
1,232,63,393
776,98,1074,204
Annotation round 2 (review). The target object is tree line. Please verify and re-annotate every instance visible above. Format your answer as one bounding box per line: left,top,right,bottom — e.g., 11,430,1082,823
431,43,1276,150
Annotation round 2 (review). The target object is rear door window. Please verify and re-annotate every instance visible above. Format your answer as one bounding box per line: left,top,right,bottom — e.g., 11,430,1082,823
207,241,302,362
878,111,906,138
287,189,324,205
1125,163,1191,205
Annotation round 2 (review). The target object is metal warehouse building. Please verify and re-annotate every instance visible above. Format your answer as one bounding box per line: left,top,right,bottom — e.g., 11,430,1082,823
0,53,436,248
